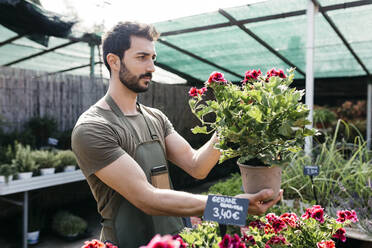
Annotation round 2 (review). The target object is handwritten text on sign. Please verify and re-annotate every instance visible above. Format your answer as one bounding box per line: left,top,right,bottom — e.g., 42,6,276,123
203,195,249,226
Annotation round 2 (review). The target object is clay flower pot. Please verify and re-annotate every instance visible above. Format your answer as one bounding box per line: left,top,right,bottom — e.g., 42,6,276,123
237,162,282,201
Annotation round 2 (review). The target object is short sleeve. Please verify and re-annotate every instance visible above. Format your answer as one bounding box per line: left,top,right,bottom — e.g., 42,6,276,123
162,112,175,137
71,123,125,177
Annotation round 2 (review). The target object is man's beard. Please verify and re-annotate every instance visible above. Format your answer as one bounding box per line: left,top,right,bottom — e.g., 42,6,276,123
119,62,152,93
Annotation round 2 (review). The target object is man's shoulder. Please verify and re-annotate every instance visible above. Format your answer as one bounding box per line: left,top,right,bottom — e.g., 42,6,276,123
140,105,166,119
74,106,112,131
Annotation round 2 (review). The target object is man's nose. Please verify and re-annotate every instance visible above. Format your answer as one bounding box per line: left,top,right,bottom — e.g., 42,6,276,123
147,59,155,73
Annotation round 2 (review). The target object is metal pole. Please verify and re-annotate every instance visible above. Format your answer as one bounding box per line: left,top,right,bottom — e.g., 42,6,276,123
23,191,28,248
305,0,316,157
90,44,95,79
367,83,372,149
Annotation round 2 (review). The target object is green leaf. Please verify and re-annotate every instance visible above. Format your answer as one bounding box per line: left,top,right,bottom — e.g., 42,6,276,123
247,106,263,123
191,126,209,134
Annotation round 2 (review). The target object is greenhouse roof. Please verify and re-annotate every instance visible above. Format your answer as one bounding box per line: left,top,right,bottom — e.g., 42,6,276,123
152,0,372,83
1,0,371,84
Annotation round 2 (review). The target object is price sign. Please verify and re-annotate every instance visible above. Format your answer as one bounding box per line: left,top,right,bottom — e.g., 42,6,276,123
304,165,319,176
203,195,249,226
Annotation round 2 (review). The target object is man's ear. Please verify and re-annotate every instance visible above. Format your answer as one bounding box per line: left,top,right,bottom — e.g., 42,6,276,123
106,53,120,72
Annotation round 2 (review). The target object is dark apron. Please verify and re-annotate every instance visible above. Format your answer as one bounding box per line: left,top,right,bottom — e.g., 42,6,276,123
101,95,184,247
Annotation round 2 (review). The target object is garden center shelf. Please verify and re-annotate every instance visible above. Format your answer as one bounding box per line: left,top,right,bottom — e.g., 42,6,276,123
0,170,85,248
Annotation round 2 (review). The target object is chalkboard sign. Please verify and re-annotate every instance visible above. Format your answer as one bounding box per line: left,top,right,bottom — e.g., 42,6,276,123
303,165,319,176
203,195,249,226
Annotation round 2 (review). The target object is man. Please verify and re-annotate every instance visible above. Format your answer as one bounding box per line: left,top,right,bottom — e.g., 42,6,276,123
72,21,281,247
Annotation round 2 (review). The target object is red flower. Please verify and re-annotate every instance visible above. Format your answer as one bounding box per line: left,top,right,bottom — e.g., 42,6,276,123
242,233,256,246
207,71,227,84
140,234,180,248
243,69,261,83
266,68,286,79
188,87,207,97
317,240,336,248
337,210,358,223
266,235,287,246
332,228,347,242
264,224,275,234
302,205,324,223
218,234,246,248
82,239,106,248
248,220,265,229
280,213,298,228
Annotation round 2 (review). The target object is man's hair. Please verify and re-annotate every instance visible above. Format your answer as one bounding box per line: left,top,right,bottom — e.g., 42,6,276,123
102,21,160,74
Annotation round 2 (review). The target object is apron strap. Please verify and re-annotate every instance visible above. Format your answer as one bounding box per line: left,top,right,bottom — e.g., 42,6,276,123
137,103,159,140
105,94,141,142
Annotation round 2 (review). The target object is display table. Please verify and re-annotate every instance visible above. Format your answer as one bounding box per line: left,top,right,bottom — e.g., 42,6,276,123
346,227,372,248
0,170,85,248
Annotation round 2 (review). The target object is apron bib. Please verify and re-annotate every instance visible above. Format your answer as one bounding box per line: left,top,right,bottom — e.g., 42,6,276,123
100,95,184,247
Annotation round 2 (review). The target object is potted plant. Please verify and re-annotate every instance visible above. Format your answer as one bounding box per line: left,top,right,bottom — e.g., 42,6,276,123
31,150,60,175
11,142,39,179
188,68,316,200
55,150,77,172
0,163,16,183
27,207,45,245
313,107,337,129
52,211,87,239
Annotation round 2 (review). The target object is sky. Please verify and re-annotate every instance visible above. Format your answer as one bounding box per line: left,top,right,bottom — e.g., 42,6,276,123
40,0,264,32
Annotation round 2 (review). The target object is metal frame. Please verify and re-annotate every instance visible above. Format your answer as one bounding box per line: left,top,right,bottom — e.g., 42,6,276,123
218,9,305,76
158,38,242,78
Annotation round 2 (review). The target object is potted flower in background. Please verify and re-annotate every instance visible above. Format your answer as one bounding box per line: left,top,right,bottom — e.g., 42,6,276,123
27,207,45,245
189,68,316,200
55,150,77,172
52,211,87,240
11,142,39,179
0,163,16,183
31,150,60,175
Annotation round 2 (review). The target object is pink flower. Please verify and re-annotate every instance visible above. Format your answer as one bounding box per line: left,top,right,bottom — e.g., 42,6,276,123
317,240,336,248
140,234,180,248
172,235,188,248
188,87,207,97
243,69,261,83
332,228,347,242
207,71,227,84
337,210,358,223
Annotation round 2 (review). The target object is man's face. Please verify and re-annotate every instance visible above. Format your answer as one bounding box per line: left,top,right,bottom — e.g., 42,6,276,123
119,36,156,93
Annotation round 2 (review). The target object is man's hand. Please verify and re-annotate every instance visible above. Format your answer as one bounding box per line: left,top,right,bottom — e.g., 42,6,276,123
236,189,283,215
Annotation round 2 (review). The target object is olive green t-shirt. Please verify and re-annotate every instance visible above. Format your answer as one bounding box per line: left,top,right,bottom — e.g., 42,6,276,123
71,104,174,219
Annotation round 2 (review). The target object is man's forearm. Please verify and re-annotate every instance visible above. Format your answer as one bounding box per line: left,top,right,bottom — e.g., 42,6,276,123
142,188,208,216
191,133,221,179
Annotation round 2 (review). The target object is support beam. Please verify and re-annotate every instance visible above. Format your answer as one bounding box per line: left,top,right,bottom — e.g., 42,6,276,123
0,34,24,48
158,38,242,78
90,44,95,79
41,61,103,77
305,0,316,156
218,9,306,76
3,40,79,66
160,0,372,37
312,0,371,77
368,83,372,149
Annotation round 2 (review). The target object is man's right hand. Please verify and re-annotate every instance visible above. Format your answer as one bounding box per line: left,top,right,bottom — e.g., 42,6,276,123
236,189,283,215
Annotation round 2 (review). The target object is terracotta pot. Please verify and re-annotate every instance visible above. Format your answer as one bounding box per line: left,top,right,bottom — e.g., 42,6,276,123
238,162,282,201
